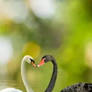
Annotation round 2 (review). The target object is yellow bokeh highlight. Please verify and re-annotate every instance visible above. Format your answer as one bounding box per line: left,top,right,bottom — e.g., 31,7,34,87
23,42,41,58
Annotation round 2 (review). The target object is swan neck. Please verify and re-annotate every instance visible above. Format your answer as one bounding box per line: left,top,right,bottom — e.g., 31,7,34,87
45,59,57,92
21,58,33,92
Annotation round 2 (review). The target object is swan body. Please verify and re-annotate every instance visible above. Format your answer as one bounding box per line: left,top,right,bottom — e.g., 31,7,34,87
0,55,36,92
38,55,92,92
61,83,92,92
0,88,22,92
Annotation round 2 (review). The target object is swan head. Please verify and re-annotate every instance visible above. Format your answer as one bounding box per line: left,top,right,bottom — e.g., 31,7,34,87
38,55,54,67
23,55,36,67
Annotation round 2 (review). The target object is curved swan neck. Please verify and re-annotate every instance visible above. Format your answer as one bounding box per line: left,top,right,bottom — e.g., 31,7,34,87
45,59,57,92
21,56,33,92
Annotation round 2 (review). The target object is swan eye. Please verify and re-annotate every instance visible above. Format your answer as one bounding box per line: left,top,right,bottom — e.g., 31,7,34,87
43,57,49,63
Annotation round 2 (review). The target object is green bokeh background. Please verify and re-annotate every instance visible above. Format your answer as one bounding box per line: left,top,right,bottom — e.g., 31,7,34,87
0,0,92,92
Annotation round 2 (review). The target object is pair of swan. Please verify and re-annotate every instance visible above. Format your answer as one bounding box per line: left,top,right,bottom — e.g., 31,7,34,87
0,55,92,92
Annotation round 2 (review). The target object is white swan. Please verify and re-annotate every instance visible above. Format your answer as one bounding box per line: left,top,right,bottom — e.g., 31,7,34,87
0,55,36,92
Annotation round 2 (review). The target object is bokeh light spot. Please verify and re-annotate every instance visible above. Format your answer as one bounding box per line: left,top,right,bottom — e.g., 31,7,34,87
30,0,55,18
23,42,41,58
0,37,13,65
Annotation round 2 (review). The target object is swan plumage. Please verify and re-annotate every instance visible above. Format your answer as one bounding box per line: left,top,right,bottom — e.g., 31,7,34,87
0,88,22,92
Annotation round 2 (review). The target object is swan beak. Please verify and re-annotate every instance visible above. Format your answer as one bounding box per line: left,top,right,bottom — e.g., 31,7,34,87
37,58,45,67
31,62,37,68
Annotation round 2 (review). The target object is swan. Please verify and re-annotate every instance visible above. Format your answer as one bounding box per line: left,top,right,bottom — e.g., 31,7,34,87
38,55,57,92
0,55,36,92
38,55,92,92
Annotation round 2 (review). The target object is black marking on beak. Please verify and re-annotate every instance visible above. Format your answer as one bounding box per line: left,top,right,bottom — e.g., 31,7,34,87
30,58,36,67
30,58,35,63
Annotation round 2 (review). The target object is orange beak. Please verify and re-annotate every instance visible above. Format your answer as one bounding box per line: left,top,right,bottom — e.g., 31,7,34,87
31,62,36,68
38,58,45,67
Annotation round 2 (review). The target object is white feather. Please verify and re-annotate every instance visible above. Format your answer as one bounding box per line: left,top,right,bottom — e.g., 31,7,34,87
0,88,22,92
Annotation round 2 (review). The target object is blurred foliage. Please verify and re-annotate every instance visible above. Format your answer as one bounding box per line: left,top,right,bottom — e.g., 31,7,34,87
0,0,92,92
